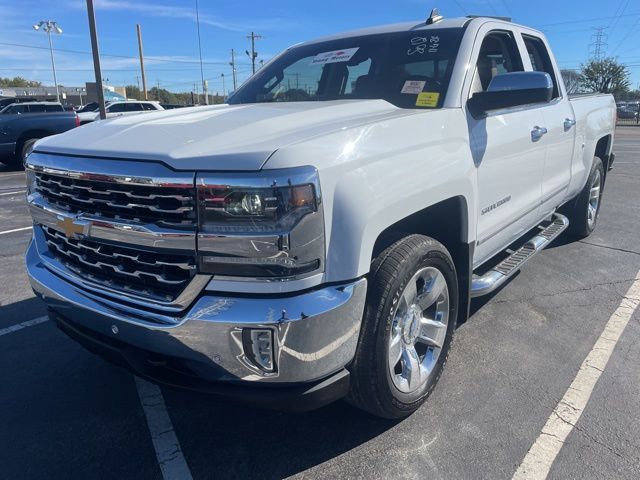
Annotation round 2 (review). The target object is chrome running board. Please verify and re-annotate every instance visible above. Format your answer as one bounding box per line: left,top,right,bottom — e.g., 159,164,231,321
471,213,569,297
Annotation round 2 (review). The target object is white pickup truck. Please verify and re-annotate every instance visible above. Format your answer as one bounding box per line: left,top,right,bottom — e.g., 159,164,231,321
25,13,615,418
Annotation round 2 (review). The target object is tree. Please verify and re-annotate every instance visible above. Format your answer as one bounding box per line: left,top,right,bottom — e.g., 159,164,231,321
579,57,630,95
0,76,42,88
560,69,582,95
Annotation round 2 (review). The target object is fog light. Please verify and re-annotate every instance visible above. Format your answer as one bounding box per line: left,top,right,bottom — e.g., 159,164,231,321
243,328,275,373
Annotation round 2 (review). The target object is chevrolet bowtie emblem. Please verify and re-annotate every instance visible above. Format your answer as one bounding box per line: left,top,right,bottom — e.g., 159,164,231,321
56,215,89,239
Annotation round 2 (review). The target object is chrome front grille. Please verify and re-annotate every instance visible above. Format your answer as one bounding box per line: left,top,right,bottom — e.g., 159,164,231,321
42,225,197,303
35,172,196,229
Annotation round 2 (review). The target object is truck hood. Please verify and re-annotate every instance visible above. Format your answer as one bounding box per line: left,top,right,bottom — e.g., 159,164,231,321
35,100,413,171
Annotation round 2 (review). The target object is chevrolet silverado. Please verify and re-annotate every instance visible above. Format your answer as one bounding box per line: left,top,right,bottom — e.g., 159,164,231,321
25,13,616,418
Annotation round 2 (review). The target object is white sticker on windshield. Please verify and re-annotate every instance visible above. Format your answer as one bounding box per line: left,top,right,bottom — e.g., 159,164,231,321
310,47,359,66
401,80,426,94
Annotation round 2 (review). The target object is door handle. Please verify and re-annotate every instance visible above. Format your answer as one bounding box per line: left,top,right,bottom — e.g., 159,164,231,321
531,126,548,141
564,118,576,129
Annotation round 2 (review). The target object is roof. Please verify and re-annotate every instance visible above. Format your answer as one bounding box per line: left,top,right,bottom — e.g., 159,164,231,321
2,101,62,106
300,17,473,45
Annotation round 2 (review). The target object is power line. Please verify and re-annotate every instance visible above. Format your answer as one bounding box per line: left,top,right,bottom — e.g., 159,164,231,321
536,12,640,28
611,16,640,55
484,0,499,16
0,41,252,66
498,0,513,18
607,0,631,31
452,0,467,15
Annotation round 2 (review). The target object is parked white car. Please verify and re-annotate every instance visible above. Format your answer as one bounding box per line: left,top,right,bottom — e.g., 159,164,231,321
25,13,615,418
76,100,164,124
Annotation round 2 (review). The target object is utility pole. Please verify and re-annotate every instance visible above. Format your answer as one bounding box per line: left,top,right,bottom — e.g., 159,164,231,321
246,31,262,74
136,24,148,100
86,0,106,119
156,80,160,101
221,73,226,98
195,0,208,104
229,49,238,90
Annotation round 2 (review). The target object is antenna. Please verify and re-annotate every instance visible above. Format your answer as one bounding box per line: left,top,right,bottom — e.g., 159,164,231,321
426,8,443,25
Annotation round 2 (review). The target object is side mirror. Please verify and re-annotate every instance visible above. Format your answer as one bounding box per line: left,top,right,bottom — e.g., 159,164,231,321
468,71,553,117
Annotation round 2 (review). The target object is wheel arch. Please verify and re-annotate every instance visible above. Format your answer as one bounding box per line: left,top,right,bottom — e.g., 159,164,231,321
15,129,54,155
370,196,473,326
594,134,612,173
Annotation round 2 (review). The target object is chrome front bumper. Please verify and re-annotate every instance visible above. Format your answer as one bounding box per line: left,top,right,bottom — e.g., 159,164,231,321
26,229,367,385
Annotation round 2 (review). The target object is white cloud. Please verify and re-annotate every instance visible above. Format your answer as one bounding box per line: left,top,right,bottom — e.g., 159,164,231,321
66,0,287,32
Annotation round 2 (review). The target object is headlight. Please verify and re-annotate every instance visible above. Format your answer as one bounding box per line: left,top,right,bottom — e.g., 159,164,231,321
196,167,325,279
198,183,316,232
25,168,38,196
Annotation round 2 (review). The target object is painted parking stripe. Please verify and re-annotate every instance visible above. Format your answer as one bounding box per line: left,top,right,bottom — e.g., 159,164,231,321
135,377,193,480
0,316,48,337
0,226,32,235
0,190,26,196
512,272,640,480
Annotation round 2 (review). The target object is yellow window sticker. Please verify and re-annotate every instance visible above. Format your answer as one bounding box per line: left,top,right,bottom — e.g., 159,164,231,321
415,92,440,107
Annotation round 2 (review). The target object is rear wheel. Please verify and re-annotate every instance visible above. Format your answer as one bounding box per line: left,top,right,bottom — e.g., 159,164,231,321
565,157,604,238
347,234,458,419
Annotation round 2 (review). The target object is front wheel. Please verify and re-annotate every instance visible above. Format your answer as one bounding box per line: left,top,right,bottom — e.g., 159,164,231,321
347,234,458,419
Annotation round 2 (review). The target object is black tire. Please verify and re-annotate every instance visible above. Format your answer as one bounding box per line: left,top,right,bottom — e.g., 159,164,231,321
5,138,38,170
347,234,458,419
564,156,604,238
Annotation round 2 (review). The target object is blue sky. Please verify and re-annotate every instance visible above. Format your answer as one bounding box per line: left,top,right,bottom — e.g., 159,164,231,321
1,0,639,94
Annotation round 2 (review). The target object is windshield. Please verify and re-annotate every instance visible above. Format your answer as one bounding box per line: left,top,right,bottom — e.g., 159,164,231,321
78,102,99,113
228,28,464,109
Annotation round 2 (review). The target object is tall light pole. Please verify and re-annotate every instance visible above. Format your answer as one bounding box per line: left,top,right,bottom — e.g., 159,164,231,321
221,73,226,98
195,0,208,104
33,20,62,103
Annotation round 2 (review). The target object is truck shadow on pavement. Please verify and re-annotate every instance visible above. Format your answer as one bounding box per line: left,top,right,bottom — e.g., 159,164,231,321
160,387,397,479
0,296,48,325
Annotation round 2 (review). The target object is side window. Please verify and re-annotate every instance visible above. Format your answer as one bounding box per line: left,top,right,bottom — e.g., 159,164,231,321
141,103,156,110
126,102,144,112
474,31,524,93
12,105,28,114
29,104,46,113
107,103,126,113
522,35,559,98
44,104,63,112
344,58,372,94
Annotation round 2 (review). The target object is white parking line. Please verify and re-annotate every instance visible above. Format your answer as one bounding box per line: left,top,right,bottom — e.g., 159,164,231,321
0,316,48,337
512,272,640,480
0,226,32,235
0,190,26,196
135,377,193,480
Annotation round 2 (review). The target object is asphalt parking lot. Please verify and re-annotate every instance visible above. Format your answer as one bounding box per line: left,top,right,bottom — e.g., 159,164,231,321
1,128,639,480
